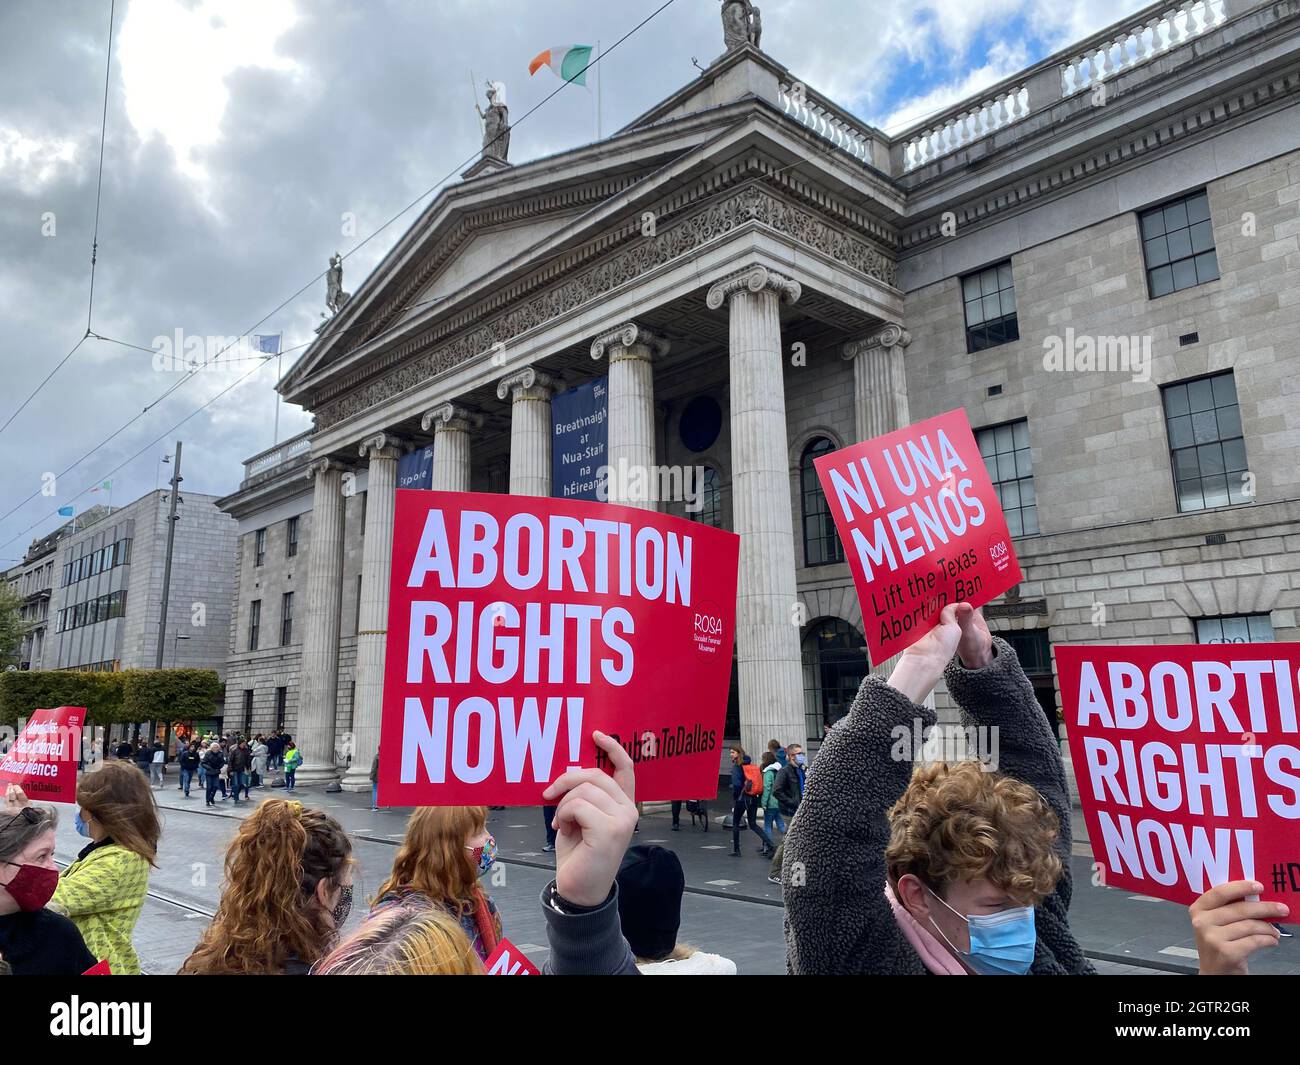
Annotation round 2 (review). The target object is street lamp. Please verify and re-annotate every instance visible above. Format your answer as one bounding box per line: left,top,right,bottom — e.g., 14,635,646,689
171,631,191,668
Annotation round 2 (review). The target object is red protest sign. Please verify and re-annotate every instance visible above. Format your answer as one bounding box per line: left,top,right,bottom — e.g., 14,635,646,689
82,960,112,975
814,408,1021,663
1059,644,1300,916
0,707,86,803
484,937,541,975
379,490,739,807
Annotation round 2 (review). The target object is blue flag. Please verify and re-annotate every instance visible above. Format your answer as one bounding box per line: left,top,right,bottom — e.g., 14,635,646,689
252,334,282,354
58,505,74,517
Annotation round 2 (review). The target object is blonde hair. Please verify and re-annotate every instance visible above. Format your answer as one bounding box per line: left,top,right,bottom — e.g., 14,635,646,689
76,761,161,866
376,806,486,914
312,898,483,975
885,761,1061,905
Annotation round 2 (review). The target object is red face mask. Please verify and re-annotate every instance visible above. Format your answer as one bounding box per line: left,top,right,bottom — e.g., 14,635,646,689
1,862,59,911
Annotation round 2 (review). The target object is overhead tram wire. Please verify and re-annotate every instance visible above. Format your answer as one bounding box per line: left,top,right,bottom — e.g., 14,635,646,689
0,0,116,438
0,0,680,549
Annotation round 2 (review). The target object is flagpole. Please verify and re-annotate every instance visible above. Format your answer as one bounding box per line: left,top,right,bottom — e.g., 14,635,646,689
596,40,603,140
273,348,282,446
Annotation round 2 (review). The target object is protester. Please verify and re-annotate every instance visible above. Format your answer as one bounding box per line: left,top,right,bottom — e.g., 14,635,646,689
1188,881,1288,975
311,896,483,975
150,743,165,789
113,738,133,760
201,742,226,808
370,747,380,811
178,742,200,798
759,752,785,838
48,762,159,976
768,738,787,767
266,730,284,772
727,746,773,859
251,736,268,788
179,800,353,974
283,741,302,792
228,740,252,804
616,845,736,975
767,742,805,884
373,806,502,962
0,786,97,976
133,740,153,778
784,603,1094,975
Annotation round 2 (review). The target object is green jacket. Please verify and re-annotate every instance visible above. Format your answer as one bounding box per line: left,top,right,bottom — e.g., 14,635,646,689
50,841,151,976
284,747,303,771
760,763,781,810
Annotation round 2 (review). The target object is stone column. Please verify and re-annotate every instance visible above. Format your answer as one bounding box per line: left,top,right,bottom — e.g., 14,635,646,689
422,403,482,491
843,324,914,678
707,264,806,755
295,458,347,784
340,432,403,792
497,367,556,496
841,323,912,442
590,322,669,509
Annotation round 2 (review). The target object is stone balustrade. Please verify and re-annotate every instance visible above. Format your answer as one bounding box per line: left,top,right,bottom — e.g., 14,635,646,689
902,85,1030,172
777,80,875,165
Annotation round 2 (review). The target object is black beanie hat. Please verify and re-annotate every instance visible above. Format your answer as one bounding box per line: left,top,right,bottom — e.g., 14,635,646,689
615,844,685,961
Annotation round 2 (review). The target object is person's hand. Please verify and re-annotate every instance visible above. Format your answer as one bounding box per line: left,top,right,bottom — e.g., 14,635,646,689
1190,880,1288,975
887,604,961,704
2,784,30,813
954,603,993,669
541,731,638,908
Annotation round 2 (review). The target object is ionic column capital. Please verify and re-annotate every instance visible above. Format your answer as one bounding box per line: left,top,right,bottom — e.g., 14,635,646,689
706,264,801,311
305,456,349,483
496,366,556,403
358,432,405,461
590,322,670,362
842,323,912,361
421,402,483,434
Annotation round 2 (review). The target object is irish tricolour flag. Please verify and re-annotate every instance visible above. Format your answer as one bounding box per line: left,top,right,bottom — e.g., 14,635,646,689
528,44,593,86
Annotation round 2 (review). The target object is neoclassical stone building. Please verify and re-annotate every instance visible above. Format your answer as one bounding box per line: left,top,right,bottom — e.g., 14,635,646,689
219,0,1300,790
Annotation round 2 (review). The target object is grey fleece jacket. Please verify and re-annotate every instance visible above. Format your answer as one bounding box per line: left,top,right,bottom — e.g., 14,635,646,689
540,882,640,975
782,636,1094,975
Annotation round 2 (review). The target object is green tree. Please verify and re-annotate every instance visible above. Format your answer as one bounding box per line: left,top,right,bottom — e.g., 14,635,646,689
0,581,25,670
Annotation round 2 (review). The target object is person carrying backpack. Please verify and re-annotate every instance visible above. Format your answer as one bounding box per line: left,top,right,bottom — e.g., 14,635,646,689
283,742,303,793
728,747,773,859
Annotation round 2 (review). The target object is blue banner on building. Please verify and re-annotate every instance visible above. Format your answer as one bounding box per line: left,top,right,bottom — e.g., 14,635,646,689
551,376,608,501
397,446,434,491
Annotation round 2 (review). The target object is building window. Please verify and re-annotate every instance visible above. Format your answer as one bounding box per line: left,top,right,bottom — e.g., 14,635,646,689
695,467,723,529
801,618,868,741
117,537,131,565
286,516,299,558
976,420,1038,536
801,438,843,567
1196,614,1274,644
275,687,287,729
71,557,82,582
1162,372,1248,512
1141,190,1218,298
62,563,72,586
249,599,261,652
103,542,115,568
89,550,101,577
961,261,1019,352
242,690,254,733
281,591,294,646
254,528,266,568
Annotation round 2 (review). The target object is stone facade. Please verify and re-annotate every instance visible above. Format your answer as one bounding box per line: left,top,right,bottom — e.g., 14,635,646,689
218,0,1300,784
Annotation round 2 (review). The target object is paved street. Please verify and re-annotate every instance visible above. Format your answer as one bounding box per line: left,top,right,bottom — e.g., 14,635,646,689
48,772,1300,976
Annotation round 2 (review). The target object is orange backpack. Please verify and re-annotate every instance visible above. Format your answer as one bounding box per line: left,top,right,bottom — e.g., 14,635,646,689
742,763,763,796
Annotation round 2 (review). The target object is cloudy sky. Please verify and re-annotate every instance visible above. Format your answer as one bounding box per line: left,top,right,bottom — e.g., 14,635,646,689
0,0,1138,564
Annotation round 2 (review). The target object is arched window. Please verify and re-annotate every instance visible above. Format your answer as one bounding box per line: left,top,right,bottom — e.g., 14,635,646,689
801,618,868,740
801,437,843,566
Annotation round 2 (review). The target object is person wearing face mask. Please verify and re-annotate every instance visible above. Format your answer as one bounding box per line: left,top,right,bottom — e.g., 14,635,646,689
783,602,1094,975
50,761,160,976
0,786,97,975
373,806,503,962
179,799,354,974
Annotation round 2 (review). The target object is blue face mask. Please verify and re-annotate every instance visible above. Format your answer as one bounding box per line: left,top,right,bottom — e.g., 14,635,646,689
73,810,91,838
928,889,1036,976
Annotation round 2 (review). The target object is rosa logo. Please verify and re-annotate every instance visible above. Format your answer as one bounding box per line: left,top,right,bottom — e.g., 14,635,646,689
694,613,723,636
987,537,1011,572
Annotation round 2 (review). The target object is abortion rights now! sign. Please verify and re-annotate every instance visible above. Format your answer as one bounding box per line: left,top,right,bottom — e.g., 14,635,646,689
379,490,740,806
814,408,1021,663
1059,644,1300,915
